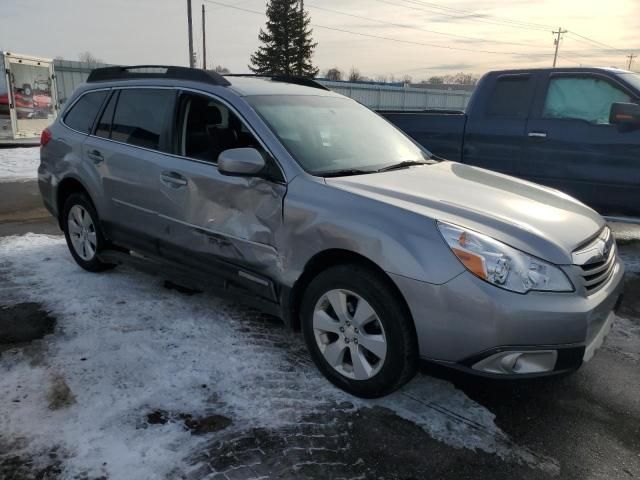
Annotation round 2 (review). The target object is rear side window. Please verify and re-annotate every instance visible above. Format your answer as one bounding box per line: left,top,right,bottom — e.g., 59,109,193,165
486,76,533,118
110,89,174,151
64,90,108,133
95,91,118,139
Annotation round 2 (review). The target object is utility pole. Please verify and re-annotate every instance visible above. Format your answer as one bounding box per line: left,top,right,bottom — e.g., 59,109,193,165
187,0,195,68
202,4,207,70
627,54,636,70
552,27,567,68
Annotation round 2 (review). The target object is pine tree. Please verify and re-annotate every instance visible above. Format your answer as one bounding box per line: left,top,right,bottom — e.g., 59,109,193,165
249,0,319,77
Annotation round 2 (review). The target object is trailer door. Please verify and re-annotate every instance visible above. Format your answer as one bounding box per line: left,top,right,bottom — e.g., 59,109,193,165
6,56,56,138
0,59,11,139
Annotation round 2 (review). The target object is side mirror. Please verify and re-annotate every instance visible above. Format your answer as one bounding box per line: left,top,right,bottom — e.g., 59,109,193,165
217,148,266,176
609,102,640,128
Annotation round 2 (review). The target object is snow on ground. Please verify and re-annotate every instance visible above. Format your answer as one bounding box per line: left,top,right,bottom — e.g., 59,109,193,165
0,147,40,181
0,234,558,478
619,243,640,273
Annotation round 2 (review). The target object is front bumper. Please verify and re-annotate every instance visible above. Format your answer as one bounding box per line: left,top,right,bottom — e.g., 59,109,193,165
389,256,625,377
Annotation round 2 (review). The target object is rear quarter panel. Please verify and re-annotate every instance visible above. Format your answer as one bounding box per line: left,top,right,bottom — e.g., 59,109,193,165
38,120,105,220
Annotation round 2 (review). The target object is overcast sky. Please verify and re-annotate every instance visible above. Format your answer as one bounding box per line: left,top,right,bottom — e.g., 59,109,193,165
1,0,639,80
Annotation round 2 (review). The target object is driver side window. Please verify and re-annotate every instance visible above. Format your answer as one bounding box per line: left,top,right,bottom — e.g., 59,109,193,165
176,92,263,163
542,76,632,124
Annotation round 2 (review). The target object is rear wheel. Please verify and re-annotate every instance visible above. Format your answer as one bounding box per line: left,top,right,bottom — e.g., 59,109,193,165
301,264,418,398
62,193,113,272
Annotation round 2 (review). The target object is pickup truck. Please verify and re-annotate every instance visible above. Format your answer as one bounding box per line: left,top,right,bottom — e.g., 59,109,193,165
381,68,640,219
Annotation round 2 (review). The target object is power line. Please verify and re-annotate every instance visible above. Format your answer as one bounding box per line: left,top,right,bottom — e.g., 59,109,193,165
566,31,629,56
398,0,554,30
201,0,634,73
305,2,544,49
202,0,555,58
379,0,634,64
374,0,550,32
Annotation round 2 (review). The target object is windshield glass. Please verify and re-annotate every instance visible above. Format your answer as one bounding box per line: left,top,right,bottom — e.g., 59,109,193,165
246,95,430,175
619,72,640,93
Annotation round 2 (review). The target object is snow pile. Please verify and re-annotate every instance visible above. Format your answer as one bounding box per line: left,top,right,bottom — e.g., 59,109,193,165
0,147,40,181
0,234,557,478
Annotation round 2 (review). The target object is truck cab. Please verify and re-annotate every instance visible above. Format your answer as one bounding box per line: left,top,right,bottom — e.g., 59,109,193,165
383,67,640,218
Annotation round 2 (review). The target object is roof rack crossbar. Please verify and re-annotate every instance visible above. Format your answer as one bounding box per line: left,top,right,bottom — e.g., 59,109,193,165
224,73,330,91
86,65,231,87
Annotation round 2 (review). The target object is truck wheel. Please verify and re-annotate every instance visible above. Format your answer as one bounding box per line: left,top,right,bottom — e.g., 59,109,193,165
62,193,114,272
301,264,418,398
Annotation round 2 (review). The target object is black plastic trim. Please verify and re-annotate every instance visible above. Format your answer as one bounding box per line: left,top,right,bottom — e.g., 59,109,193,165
224,73,330,91
87,65,231,87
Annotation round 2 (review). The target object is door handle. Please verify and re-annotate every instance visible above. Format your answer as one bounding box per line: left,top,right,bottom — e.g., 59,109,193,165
87,149,104,164
528,131,547,138
160,171,188,187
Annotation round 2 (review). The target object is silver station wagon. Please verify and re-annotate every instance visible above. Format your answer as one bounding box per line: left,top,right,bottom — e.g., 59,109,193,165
38,66,624,397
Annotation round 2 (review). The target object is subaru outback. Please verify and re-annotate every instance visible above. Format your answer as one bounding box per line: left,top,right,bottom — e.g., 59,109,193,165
38,66,624,398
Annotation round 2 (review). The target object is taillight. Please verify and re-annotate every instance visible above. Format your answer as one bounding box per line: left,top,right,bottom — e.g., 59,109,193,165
40,128,52,147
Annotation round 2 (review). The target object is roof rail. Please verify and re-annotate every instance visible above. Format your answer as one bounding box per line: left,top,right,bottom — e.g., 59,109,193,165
86,65,231,87
224,73,330,91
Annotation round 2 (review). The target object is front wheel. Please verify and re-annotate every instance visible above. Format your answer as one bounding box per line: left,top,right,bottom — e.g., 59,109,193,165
301,264,418,398
62,193,114,272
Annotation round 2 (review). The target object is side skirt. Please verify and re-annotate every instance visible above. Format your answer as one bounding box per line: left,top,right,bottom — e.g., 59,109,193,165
97,248,284,319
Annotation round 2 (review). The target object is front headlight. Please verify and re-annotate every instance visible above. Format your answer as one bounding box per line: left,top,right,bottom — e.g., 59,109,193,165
437,221,573,293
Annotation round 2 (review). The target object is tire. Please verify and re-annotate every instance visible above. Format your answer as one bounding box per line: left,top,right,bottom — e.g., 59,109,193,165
62,193,114,272
301,264,418,398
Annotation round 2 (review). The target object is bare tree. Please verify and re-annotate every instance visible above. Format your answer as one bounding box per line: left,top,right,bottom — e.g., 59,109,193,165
375,74,388,83
78,51,103,66
425,76,444,85
214,65,231,74
401,74,412,85
348,67,364,82
324,67,343,81
443,72,478,85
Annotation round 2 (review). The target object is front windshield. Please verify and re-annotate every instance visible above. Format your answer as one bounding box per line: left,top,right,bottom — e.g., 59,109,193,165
619,72,640,93
246,95,430,175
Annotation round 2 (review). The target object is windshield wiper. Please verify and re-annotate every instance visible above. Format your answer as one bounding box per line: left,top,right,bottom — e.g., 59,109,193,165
318,168,376,177
376,160,434,173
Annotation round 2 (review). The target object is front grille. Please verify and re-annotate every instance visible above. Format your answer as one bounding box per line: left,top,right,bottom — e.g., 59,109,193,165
573,227,617,295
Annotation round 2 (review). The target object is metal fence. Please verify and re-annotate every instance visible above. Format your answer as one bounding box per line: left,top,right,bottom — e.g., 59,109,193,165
52,61,473,111
53,59,110,104
317,80,472,111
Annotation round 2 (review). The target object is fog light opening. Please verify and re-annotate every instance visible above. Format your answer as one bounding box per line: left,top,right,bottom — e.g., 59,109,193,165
473,350,558,374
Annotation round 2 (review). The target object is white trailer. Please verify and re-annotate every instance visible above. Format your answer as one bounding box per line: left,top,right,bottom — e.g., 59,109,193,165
1,52,58,145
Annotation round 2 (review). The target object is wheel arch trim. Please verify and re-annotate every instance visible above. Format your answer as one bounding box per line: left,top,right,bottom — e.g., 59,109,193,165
282,248,417,337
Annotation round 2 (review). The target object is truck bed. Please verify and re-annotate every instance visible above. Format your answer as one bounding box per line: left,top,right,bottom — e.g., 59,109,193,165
379,110,467,161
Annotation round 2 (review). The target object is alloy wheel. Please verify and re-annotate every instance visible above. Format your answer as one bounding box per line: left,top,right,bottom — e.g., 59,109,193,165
313,289,387,380
67,205,97,261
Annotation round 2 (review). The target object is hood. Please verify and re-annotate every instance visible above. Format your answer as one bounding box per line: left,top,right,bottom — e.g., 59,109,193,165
326,161,604,264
